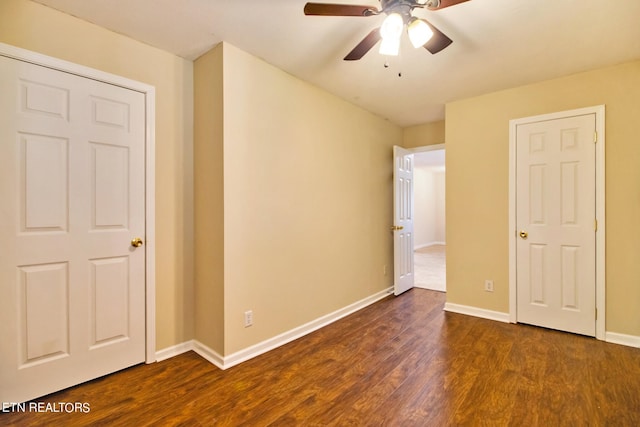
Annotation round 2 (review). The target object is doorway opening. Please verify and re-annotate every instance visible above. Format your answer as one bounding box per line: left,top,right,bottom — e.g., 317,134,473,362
413,146,446,292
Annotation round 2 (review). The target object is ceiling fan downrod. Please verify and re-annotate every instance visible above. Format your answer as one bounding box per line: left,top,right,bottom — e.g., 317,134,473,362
380,0,442,13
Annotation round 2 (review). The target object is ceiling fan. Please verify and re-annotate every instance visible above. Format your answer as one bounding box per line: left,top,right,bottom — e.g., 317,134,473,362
304,0,470,60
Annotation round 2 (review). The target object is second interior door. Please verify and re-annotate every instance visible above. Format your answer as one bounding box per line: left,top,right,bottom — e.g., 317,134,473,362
515,113,596,336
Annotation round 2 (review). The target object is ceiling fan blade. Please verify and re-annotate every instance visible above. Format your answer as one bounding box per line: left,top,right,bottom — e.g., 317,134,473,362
304,3,379,16
428,0,471,10
344,28,381,60
422,20,453,54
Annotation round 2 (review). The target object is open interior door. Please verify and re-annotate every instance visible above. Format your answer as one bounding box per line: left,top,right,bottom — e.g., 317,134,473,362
393,146,414,295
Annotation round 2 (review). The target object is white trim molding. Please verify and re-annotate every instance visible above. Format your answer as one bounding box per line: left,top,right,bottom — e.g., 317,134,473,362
0,42,158,362
157,287,394,370
155,340,225,369
192,341,225,369
508,105,606,340
155,341,195,363
443,303,510,323
605,332,640,349
221,287,393,369
158,296,640,367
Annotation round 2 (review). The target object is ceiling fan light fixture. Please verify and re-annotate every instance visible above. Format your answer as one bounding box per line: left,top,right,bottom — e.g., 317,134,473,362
379,13,403,56
407,18,434,48
379,12,404,40
379,36,401,56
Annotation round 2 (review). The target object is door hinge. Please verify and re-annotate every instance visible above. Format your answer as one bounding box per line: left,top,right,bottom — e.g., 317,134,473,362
595,308,598,320
594,219,598,232
594,131,598,143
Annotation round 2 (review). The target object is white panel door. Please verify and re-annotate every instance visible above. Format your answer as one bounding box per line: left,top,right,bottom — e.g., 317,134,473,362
0,55,146,403
516,114,596,336
393,146,414,296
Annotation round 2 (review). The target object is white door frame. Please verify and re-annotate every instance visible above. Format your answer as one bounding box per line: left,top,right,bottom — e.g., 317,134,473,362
409,143,445,155
0,42,157,362
508,106,605,340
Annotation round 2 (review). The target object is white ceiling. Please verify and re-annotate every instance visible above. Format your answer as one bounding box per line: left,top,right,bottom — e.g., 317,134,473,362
32,0,640,127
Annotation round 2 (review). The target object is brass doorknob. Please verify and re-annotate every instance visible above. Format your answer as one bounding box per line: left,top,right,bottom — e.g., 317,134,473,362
519,231,528,239
131,237,144,248
390,225,404,231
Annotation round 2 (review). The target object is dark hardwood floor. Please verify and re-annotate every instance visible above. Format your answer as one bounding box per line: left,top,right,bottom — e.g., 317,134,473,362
2,289,640,426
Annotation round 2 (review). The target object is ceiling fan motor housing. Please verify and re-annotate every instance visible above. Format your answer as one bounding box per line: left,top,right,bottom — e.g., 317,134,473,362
380,0,440,12
380,0,439,19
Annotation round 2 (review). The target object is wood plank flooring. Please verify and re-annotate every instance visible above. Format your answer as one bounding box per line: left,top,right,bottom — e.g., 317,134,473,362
2,289,639,426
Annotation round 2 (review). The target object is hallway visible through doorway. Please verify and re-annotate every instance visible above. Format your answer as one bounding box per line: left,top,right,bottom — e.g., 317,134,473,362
413,148,445,292
414,244,446,292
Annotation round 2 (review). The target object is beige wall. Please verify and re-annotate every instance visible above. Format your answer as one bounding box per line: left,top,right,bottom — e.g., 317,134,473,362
193,45,225,353
446,60,640,336
414,167,446,248
403,120,445,148
0,0,195,350
194,43,402,355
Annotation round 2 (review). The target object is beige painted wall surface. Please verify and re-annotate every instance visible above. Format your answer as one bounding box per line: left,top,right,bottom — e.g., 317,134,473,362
414,167,446,248
221,43,402,354
403,120,445,148
0,0,195,350
193,45,225,354
446,60,640,336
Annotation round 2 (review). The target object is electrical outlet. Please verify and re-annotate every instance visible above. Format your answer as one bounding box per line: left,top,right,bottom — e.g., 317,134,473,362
484,280,494,292
244,310,253,327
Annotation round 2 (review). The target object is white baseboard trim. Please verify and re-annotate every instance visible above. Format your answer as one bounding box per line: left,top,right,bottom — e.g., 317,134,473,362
159,298,640,367
192,340,225,369
222,287,393,369
155,340,225,369
443,305,640,350
605,331,640,348
444,302,510,323
155,340,195,362
155,287,393,370
414,242,446,250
